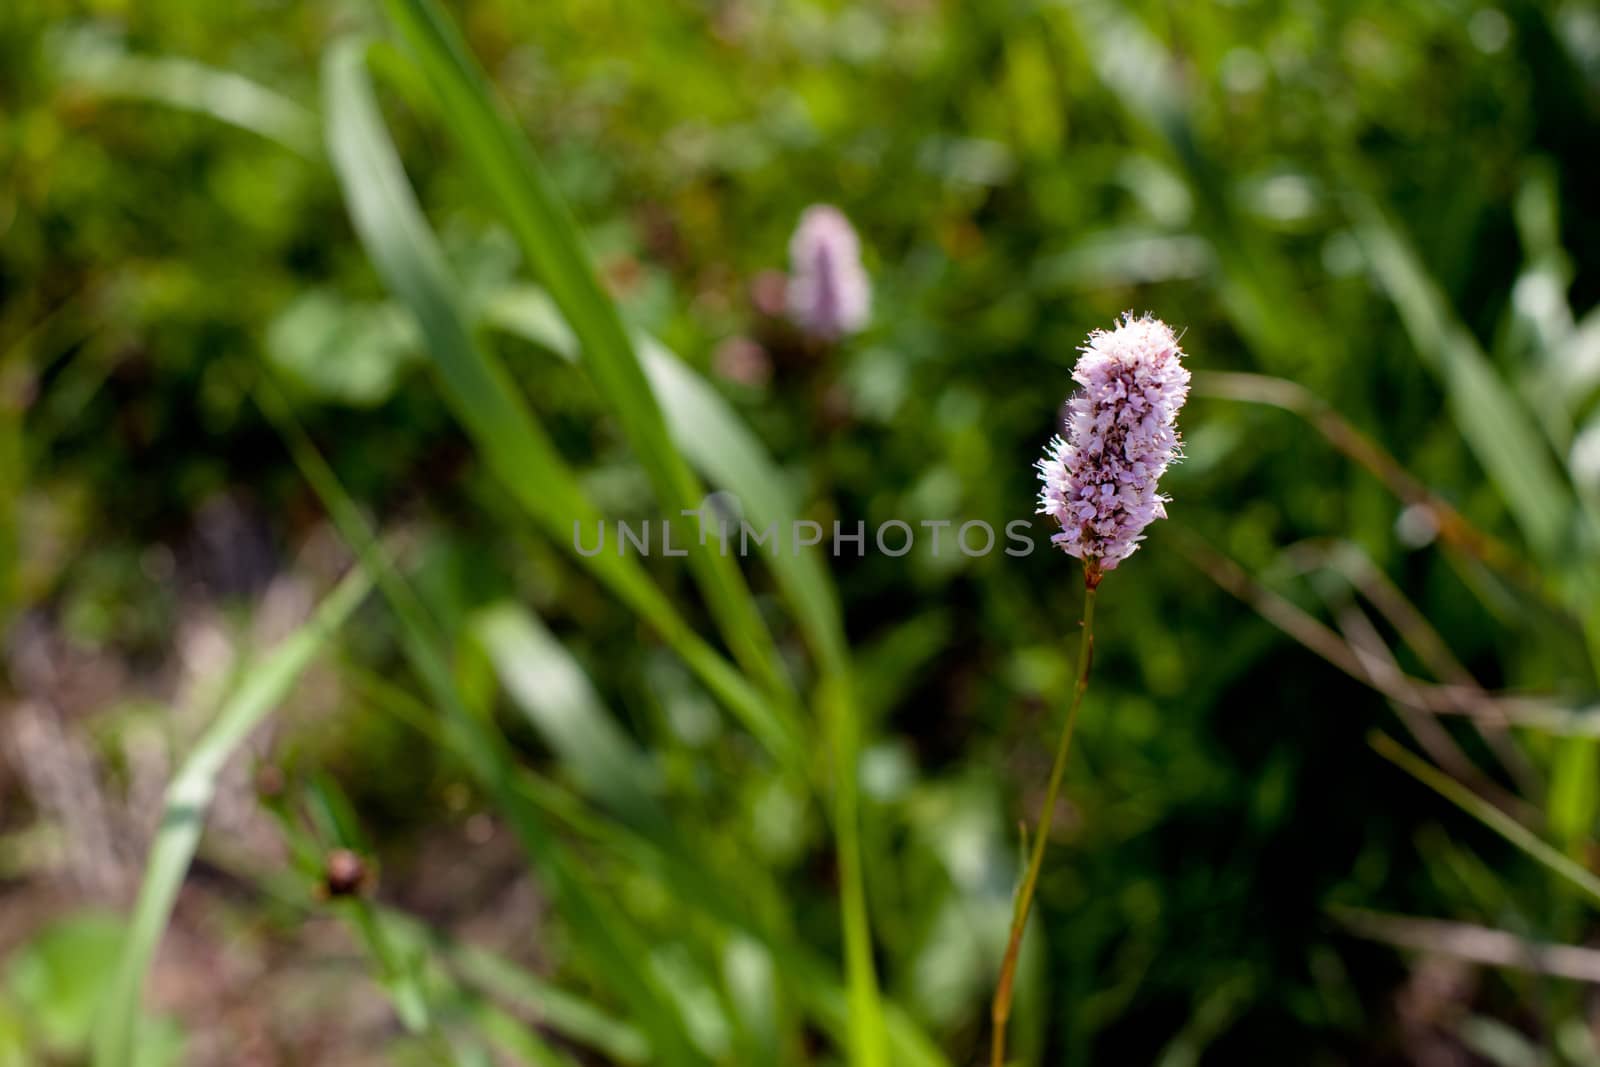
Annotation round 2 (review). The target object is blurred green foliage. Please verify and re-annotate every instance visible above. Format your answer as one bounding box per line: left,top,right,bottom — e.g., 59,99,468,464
3,0,1600,1063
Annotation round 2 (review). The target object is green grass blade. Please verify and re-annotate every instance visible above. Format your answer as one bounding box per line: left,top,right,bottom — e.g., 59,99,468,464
1348,194,1600,675
256,381,706,1067
299,777,445,1046
483,288,887,1065
656,332,893,1032
377,0,792,707
1371,732,1600,908
418,918,651,1066
641,337,848,668
455,993,580,1067
472,600,892,1065
327,21,882,1057
482,286,847,673
91,567,373,1067
202,816,642,1067
1348,197,1576,562
54,34,318,158
1056,0,1317,363
296,778,580,1067
204,811,580,1067
320,37,800,770
818,674,886,1067
473,602,665,833
356,659,940,1067
1550,736,1599,851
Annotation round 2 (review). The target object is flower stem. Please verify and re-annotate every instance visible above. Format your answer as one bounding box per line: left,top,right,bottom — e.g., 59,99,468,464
990,573,1099,1067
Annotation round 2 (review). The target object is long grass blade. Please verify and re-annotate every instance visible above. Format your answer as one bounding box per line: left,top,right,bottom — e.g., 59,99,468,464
1347,193,1600,679
377,0,793,709
326,20,889,1055
54,34,318,158
256,380,705,1066
295,777,585,1066
473,602,665,834
1191,371,1532,584
1371,732,1600,908
320,36,800,770
1346,197,1576,562
91,566,373,1067
481,286,849,671
200,816,588,1067
483,287,887,1064
418,918,650,1066
456,993,581,1067
818,672,886,1067
376,617,942,1067
1055,0,1317,363
294,776,468,1061
467,604,908,1062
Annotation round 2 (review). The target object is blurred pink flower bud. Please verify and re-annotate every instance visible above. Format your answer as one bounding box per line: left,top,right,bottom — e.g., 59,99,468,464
786,205,871,340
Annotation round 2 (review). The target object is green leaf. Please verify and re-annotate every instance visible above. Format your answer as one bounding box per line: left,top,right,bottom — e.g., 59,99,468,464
1350,196,1600,674
420,917,651,1065
267,289,420,406
455,993,580,1067
92,569,371,1067
0,996,26,1067
11,914,168,1060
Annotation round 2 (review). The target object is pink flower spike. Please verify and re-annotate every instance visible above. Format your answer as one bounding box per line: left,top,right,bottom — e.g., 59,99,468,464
1036,313,1190,573
786,205,871,340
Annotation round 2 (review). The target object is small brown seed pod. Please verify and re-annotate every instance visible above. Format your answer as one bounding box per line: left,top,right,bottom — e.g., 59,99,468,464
323,848,367,898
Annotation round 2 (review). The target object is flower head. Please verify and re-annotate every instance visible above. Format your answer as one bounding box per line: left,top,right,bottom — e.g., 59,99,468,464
786,205,870,340
1037,313,1190,574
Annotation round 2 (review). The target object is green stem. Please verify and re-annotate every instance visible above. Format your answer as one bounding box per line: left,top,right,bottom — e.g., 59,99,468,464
991,572,1099,1067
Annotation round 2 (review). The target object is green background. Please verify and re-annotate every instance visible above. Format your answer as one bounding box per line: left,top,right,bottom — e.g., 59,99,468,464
2,0,1599,1063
